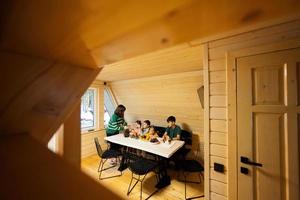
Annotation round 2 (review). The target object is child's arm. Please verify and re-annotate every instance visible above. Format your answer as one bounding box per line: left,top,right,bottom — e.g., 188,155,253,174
175,128,182,140
163,127,169,137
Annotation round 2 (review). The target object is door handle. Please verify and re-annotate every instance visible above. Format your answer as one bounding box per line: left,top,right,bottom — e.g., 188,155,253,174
241,156,263,167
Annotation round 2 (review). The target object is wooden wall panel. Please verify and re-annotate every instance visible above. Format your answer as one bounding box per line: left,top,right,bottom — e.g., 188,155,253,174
81,130,107,159
63,104,81,167
204,19,300,200
110,70,204,159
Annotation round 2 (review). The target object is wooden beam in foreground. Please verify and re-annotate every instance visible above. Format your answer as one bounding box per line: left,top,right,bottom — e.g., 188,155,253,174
0,134,122,200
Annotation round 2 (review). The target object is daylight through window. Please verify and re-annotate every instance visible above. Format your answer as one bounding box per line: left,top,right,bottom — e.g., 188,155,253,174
81,88,97,131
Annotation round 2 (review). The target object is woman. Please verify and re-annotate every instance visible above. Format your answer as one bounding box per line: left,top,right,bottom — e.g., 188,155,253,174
106,104,127,136
106,105,127,165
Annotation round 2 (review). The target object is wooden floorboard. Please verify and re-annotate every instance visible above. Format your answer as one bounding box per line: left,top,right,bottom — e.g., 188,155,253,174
81,155,204,200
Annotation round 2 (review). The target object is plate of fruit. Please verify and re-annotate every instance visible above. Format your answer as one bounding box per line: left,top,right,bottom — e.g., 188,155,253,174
150,137,160,144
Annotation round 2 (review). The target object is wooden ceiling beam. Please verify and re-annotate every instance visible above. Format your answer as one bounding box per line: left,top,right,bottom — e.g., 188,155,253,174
0,51,100,144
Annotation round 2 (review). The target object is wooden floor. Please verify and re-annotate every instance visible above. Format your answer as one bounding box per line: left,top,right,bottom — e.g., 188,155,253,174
81,155,204,200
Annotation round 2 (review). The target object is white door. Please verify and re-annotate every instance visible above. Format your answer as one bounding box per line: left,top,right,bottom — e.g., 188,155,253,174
237,48,300,200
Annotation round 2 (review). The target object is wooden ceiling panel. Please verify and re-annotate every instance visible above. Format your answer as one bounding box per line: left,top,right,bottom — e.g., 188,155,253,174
0,0,299,68
92,0,300,66
97,43,203,81
0,0,192,67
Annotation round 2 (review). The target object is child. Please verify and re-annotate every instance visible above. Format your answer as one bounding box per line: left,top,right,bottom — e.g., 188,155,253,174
163,116,181,140
148,126,158,139
130,120,142,138
140,126,158,141
141,120,151,135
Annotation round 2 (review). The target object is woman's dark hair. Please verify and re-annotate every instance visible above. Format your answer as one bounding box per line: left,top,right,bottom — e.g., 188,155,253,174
144,120,151,126
114,105,126,117
167,116,176,123
136,120,142,126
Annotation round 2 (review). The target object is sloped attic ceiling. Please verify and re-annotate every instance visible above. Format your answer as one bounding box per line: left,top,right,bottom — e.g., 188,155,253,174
0,0,299,69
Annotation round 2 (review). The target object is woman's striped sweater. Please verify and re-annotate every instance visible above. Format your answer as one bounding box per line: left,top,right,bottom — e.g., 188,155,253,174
106,113,127,136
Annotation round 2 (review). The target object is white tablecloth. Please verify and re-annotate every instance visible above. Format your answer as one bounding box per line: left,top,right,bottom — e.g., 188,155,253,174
104,134,185,158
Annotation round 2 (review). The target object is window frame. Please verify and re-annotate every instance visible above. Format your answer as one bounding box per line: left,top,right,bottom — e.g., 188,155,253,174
104,85,117,117
80,87,99,133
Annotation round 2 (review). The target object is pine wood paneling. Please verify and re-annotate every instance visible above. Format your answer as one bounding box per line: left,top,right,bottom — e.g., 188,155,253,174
211,192,227,200
210,96,227,107
110,70,204,159
210,120,227,133
210,168,227,183
3,1,300,67
209,59,226,72
210,132,227,146
210,144,227,158
210,71,226,83
210,180,228,196
0,51,100,144
98,44,203,81
0,134,121,200
210,108,227,120
81,130,107,158
64,104,81,167
210,83,226,95
205,19,300,200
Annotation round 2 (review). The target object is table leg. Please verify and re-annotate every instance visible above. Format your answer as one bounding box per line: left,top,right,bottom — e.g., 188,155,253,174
155,157,171,189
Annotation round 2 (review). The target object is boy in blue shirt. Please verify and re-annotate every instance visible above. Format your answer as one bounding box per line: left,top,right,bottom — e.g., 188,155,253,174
163,116,181,140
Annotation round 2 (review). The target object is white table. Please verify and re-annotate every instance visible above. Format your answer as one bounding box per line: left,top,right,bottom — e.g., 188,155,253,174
104,134,185,158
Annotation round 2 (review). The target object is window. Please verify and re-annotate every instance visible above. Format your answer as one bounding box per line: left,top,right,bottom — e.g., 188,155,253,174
104,86,116,128
81,88,97,131
104,106,110,128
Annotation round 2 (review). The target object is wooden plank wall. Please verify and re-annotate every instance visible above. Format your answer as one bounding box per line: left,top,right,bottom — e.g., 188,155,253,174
81,130,107,158
81,81,106,159
204,19,300,200
109,70,204,159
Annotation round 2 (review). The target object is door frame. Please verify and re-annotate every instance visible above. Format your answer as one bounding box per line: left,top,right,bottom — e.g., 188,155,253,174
227,46,300,200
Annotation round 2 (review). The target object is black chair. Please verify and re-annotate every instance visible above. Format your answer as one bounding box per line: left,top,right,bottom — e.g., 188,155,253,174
94,137,122,180
180,144,204,200
179,130,192,158
127,156,158,200
153,126,166,137
169,130,192,169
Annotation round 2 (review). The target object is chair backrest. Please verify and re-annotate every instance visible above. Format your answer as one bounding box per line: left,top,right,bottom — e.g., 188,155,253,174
180,130,192,145
153,126,166,137
94,137,103,157
194,143,201,160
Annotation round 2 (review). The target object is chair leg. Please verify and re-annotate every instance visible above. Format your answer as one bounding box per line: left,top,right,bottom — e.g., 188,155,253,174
184,172,187,200
127,173,139,195
99,159,104,180
198,172,202,183
140,179,142,200
97,159,102,172
127,172,158,200
99,158,122,180
184,172,205,200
